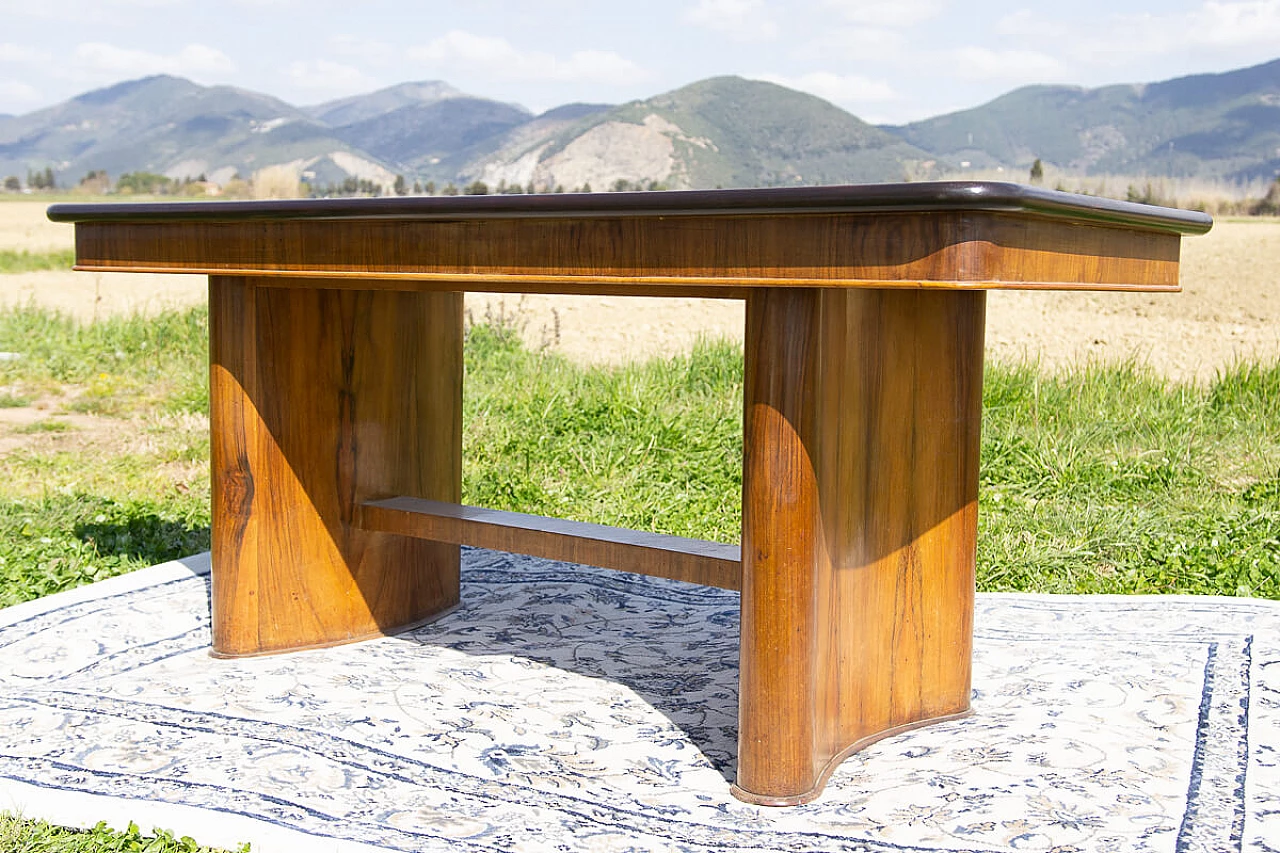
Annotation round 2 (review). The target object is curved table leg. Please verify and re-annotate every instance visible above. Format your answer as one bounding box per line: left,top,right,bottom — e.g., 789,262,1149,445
735,287,985,805
208,276,462,658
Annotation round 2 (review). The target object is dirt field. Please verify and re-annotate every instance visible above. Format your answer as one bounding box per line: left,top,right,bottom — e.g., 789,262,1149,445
3,200,1278,382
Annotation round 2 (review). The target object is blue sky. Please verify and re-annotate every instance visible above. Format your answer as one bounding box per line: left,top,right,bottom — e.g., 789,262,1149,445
1,0,1278,124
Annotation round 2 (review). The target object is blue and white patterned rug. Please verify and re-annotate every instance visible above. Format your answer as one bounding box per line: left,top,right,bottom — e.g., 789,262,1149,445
1,549,1277,853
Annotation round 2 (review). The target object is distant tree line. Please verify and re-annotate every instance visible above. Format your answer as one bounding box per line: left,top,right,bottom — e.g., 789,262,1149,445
113,171,213,195
6,162,1277,216
28,167,56,190
0,167,658,198
301,174,670,199
0,169,662,199
1254,178,1280,215
0,168,229,196
1,168,57,191
452,177,669,196
307,176,387,198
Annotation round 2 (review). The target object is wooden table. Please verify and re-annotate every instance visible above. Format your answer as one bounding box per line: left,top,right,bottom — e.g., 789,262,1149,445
49,182,1211,806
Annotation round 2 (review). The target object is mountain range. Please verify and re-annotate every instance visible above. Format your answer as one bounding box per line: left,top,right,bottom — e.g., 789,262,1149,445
1,57,1277,192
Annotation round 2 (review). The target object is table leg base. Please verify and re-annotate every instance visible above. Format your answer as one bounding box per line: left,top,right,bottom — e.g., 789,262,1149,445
209,277,464,658
207,602,462,660
737,287,984,805
729,706,974,806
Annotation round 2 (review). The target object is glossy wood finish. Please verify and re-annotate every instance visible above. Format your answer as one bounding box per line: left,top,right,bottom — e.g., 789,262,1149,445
49,183,1210,805
360,497,742,590
51,183,1211,295
209,276,463,657
65,212,1186,294
736,287,985,805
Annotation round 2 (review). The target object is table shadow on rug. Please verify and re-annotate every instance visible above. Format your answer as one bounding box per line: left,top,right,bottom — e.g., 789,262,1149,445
396,550,745,783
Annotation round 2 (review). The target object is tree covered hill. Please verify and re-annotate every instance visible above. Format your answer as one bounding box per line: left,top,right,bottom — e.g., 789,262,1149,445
2,56,1277,193
887,58,1280,182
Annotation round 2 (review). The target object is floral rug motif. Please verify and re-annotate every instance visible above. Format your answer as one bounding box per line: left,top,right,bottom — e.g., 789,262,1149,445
0,550,1277,852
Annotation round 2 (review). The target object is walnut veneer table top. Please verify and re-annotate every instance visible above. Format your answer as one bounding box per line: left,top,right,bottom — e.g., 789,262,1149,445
49,181,1211,295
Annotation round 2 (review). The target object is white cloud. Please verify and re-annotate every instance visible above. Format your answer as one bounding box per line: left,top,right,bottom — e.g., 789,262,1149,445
823,0,946,27
410,30,511,65
949,47,1070,82
1152,0,1280,50
1010,1,1280,66
756,71,897,106
286,59,379,95
803,26,908,61
1172,0,1280,46
0,80,42,105
996,10,1061,38
408,30,648,85
23,0,276,7
329,35,396,67
74,42,235,77
0,0,118,22
685,0,779,42
0,43,52,63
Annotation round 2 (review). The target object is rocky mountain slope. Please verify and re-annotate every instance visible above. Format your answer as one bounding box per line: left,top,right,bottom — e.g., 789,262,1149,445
0,75,391,187
461,76,935,190
888,58,1280,181
303,81,465,128
2,56,1277,191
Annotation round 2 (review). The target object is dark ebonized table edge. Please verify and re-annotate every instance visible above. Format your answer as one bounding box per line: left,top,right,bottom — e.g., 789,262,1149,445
48,181,1214,235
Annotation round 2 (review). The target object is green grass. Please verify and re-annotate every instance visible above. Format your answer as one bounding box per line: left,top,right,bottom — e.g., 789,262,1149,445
12,418,72,434
465,323,1280,598
0,249,76,273
978,359,1280,596
463,322,743,542
0,391,34,407
0,494,209,608
0,302,1275,605
0,305,209,416
0,307,212,613
0,303,1278,849
0,815,247,852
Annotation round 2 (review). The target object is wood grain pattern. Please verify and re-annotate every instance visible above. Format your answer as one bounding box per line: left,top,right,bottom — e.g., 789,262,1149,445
359,497,742,590
209,276,464,657
70,212,1184,293
734,287,985,805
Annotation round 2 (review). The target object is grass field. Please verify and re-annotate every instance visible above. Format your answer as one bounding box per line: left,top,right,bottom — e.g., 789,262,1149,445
0,249,75,273
1,302,1278,848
